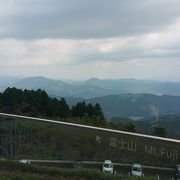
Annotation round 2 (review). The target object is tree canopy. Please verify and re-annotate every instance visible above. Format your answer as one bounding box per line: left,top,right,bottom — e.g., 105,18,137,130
0,87,104,121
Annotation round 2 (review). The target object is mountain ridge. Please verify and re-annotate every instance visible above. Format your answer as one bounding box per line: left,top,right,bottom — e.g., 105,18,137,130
2,76,180,97
10,76,113,98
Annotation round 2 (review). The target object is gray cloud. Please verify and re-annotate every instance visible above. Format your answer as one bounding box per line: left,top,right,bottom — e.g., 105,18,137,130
0,0,180,80
0,0,180,39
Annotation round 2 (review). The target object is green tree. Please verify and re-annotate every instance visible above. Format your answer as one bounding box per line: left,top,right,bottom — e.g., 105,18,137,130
86,103,94,117
59,98,70,118
123,122,136,132
1,87,24,113
72,102,85,117
153,126,167,137
93,103,104,120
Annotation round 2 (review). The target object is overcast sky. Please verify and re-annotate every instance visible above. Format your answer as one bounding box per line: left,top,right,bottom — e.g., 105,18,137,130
0,0,180,80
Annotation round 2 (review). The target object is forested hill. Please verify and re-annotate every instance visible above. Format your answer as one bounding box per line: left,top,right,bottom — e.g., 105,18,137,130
0,87,104,121
86,93,180,118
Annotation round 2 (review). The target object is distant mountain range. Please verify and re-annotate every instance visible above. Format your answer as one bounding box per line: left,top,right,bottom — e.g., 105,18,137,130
83,78,180,96
1,76,180,119
8,76,113,98
1,76,180,98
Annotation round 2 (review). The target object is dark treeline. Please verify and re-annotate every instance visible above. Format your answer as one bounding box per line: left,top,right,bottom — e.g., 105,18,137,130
72,102,104,119
0,87,136,131
0,87,104,119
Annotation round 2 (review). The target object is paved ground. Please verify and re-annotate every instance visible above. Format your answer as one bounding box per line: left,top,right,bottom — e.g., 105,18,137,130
31,161,174,180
